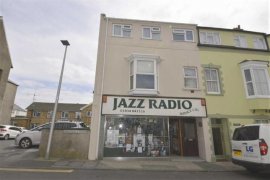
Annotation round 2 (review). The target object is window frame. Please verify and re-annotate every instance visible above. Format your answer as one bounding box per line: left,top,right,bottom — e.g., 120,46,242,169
253,36,267,50
142,26,161,40
240,61,270,98
200,31,221,45
33,111,41,117
172,29,194,42
61,111,69,118
112,24,132,38
75,112,81,119
128,54,160,95
234,35,247,48
183,67,199,90
204,68,221,94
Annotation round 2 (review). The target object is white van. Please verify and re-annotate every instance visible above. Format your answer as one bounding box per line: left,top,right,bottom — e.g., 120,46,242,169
231,124,270,172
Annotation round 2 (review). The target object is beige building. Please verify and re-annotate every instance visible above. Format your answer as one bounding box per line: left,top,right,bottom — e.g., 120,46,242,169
89,15,211,161
0,17,16,125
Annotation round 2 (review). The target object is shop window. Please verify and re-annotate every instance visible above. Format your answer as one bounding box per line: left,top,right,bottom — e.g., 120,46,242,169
104,116,169,157
129,54,160,95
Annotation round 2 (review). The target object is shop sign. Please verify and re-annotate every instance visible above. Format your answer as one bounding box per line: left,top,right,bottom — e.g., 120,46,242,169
102,96,207,117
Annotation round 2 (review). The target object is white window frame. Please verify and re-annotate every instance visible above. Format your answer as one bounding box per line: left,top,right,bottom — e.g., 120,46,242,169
112,24,132,38
234,35,247,48
255,119,270,124
204,68,221,94
61,111,69,118
128,54,160,95
33,111,40,117
87,111,92,117
47,111,53,118
183,67,199,90
240,61,270,98
142,26,161,40
200,32,221,45
253,36,267,50
75,112,81,119
172,29,194,42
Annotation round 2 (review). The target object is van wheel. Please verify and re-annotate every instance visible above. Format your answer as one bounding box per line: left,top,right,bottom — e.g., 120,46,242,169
4,134,9,140
19,138,32,149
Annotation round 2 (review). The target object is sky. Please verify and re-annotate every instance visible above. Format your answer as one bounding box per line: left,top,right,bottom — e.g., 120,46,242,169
0,0,269,109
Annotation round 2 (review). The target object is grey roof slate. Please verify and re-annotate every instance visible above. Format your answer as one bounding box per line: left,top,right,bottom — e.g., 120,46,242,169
26,102,87,112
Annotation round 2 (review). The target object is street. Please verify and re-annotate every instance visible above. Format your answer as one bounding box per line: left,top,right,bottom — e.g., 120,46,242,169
1,139,270,179
0,169,270,180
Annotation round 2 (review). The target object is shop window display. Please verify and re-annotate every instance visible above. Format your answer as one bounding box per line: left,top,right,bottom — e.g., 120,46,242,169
104,116,169,157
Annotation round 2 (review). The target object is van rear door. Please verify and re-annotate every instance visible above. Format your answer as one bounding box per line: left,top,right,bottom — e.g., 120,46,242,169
232,126,261,163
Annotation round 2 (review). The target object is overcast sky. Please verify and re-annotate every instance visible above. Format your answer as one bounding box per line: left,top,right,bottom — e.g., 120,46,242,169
0,0,269,109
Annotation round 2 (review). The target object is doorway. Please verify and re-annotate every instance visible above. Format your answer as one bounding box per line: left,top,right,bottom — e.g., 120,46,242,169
211,119,226,160
169,118,199,156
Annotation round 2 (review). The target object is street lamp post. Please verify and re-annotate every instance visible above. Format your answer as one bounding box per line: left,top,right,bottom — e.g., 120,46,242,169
45,40,70,160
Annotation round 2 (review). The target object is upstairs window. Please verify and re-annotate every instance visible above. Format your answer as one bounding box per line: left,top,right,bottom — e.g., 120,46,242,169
61,111,69,118
113,24,132,37
241,61,270,98
200,32,221,45
47,111,53,118
172,29,194,41
33,111,40,117
142,27,161,40
253,37,267,50
87,111,92,117
75,112,81,119
234,35,247,48
204,68,221,94
129,54,160,95
183,67,198,89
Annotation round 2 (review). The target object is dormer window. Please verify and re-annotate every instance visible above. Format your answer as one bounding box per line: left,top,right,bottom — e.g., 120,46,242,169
253,37,267,50
200,32,221,45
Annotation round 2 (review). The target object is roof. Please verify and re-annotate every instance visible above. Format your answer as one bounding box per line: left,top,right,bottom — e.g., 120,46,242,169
26,102,87,112
13,104,26,112
80,103,93,111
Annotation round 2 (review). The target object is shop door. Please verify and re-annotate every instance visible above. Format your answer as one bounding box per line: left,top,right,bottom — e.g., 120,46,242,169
182,119,199,156
169,119,198,156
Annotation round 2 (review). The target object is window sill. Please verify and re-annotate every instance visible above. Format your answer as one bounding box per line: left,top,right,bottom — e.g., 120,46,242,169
129,89,159,96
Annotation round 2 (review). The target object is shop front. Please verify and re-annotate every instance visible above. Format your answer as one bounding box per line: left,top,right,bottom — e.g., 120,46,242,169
102,95,207,158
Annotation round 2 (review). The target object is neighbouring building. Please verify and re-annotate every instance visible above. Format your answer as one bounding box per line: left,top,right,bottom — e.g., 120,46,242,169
197,26,270,161
80,103,92,125
26,102,90,128
0,17,17,125
89,14,210,161
0,80,18,124
10,104,28,128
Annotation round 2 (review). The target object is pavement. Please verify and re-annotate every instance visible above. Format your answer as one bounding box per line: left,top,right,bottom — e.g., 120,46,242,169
1,154,246,172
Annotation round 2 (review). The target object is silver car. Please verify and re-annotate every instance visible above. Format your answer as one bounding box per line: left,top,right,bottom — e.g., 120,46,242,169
15,121,87,148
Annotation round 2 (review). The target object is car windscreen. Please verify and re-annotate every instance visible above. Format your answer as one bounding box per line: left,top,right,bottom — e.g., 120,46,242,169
233,126,259,141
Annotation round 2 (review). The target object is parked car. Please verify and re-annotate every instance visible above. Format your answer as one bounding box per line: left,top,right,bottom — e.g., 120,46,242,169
231,124,270,172
0,125,22,140
15,121,88,149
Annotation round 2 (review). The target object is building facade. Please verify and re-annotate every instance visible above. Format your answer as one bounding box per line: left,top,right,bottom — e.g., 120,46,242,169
197,26,270,161
0,17,16,125
89,15,211,161
26,102,90,128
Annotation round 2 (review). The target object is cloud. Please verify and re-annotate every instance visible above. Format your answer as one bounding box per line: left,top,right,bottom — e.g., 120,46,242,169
2,0,269,109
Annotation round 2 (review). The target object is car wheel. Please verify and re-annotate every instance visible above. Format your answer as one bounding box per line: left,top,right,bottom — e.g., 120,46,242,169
19,138,32,149
4,134,9,140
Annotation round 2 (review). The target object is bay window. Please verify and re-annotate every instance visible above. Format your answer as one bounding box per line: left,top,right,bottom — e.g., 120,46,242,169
129,54,160,95
240,61,270,98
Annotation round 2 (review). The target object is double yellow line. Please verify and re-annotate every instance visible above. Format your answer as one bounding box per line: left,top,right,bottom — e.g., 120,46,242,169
0,168,73,173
